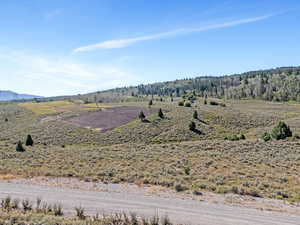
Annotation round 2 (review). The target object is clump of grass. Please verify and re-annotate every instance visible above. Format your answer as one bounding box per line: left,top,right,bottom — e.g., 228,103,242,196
174,183,187,192
22,199,32,212
75,206,85,220
0,196,178,224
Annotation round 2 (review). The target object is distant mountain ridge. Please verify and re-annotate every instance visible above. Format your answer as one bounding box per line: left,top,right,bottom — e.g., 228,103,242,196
0,90,42,101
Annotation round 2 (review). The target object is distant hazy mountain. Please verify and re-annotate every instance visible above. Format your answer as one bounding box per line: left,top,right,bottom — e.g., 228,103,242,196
0,90,42,101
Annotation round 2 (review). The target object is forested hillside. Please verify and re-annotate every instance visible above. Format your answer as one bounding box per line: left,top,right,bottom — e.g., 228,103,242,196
79,67,300,102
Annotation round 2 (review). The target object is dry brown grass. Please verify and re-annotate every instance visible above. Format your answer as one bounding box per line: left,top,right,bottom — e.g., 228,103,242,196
1,98,300,202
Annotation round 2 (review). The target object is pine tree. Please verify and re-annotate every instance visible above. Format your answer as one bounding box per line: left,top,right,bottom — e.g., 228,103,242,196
158,108,164,118
25,135,34,146
16,141,25,152
138,111,146,121
193,110,198,119
148,100,153,107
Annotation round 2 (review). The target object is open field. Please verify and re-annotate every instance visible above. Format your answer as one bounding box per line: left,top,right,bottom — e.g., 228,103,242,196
1,139,300,202
1,98,300,205
66,106,157,132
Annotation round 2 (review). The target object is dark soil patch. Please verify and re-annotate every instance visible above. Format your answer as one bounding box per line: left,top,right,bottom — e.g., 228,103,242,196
66,106,157,132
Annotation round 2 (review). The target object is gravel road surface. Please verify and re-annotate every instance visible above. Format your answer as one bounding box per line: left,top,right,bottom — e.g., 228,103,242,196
0,181,299,225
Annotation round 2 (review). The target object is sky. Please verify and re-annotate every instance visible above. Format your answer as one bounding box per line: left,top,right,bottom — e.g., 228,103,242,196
0,0,300,97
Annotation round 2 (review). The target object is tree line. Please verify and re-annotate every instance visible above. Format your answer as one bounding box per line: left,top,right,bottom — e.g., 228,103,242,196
79,67,300,102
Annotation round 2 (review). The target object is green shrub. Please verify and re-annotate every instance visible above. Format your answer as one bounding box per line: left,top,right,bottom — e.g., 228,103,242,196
193,110,198,119
240,134,246,140
174,183,186,192
261,132,271,142
178,101,184,106
209,101,219,106
138,111,146,121
16,141,25,152
270,121,292,140
189,121,196,131
184,101,191,107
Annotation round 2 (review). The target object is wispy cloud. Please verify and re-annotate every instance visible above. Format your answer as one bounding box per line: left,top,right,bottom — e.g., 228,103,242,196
73,14,276,53
0,51,142,96
45,9,62,21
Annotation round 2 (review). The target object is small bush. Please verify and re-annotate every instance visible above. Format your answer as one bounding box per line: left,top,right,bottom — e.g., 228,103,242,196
174,183,186,192
193,110,198,119
225,134,246,141
271,121,292,140
11,199,19,210
209,101,219,106
192,189,203,196
75,206,85,220
53,204,64,216
189,121,196,131
161,215,172,225
22,199,32,212
16,141,25,152
178,101,184,106
148,100,153,107
1,196,11,212
138,111,146,121
261,132,271,142
184,101,191,107
240,134,246,140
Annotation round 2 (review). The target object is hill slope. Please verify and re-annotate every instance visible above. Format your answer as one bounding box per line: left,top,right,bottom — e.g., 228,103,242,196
77,66,300,103
0,90,41,101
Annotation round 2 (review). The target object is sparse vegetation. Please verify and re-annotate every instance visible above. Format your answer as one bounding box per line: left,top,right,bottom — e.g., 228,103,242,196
0,197,178,225
1,97,300,203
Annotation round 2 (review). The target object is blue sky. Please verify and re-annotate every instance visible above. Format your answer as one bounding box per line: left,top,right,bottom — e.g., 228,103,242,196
0,0,300,96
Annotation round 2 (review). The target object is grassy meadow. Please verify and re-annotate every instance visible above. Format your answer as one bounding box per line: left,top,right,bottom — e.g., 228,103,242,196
1,97,300,202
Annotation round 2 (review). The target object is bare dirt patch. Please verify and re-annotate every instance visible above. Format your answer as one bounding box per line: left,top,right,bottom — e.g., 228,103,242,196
65,106,157,132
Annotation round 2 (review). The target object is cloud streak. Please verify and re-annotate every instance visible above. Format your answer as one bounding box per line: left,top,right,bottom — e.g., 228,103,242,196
0,51,142,96
73,14,276,53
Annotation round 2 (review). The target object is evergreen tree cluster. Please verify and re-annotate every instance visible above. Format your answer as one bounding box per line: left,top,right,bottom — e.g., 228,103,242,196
88,67,300,102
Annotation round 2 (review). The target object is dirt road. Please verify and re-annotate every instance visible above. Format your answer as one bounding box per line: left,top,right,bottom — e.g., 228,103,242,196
0,181,299,225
